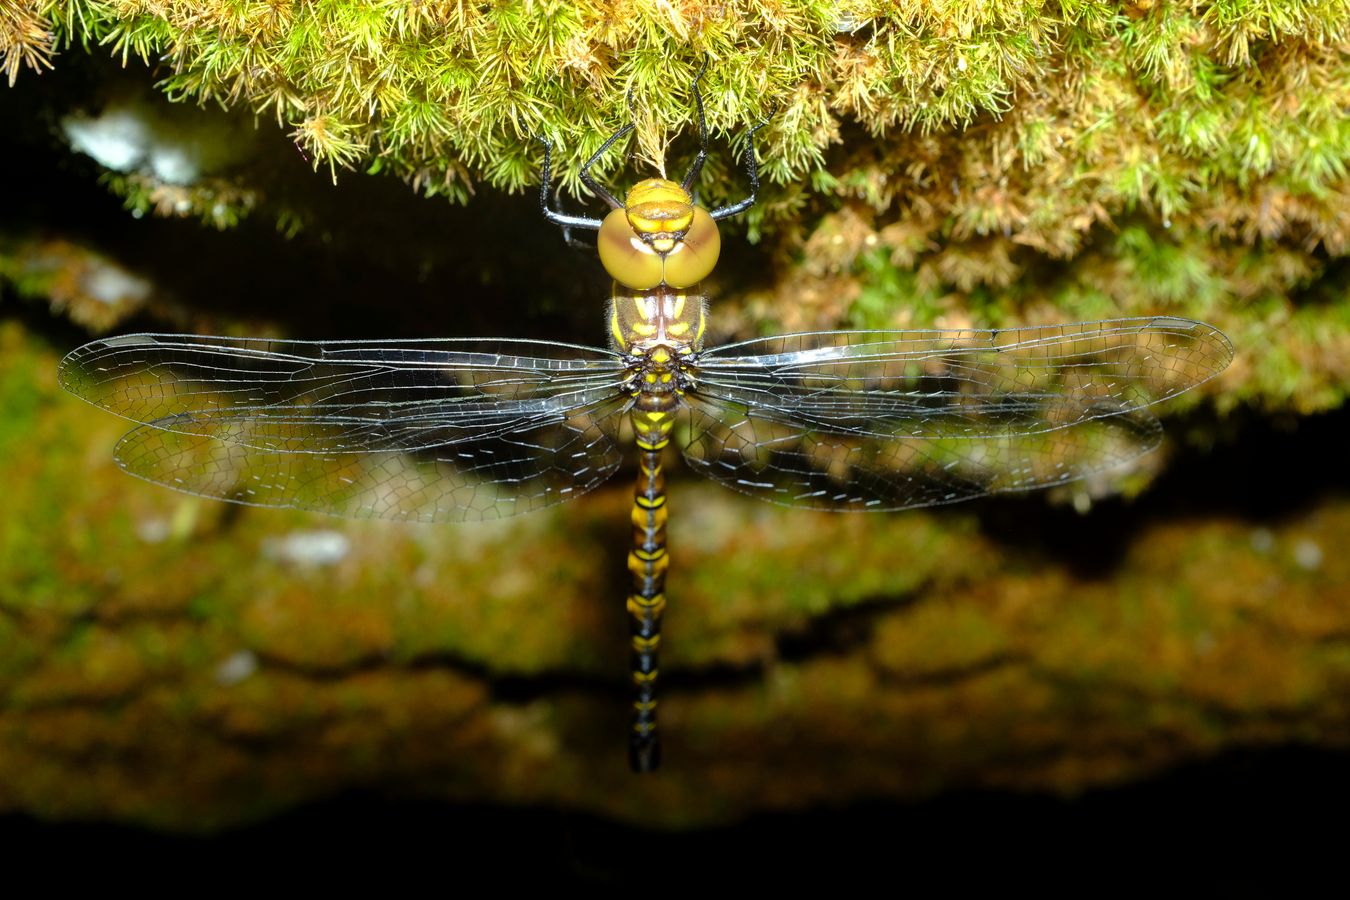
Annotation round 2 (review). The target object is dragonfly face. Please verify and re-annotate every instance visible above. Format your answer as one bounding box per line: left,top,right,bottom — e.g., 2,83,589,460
597,179,721,290
59,59,1235,775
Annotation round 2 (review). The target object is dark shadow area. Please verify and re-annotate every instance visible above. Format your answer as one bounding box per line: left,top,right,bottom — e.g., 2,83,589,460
0,743,1342,884
0,50,771,346
973,407,1348,577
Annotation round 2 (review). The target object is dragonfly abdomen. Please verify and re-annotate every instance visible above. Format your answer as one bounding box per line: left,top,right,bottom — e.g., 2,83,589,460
626,390,677,773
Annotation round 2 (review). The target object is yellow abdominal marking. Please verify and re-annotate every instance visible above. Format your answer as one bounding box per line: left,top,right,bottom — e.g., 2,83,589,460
631,506,667,530
628,551,669,577
628,592,665,610
627,602,665,622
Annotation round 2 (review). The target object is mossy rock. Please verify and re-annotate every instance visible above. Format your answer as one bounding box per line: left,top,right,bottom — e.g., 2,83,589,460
2,324,1350,830
2,2,1350,831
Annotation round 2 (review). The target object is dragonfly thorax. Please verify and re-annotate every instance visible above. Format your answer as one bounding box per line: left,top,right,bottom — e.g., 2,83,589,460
598,179,721,290
628,343,692,398
609,284,707,357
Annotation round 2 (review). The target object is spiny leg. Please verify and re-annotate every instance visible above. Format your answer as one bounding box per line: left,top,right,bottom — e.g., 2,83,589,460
679,54,712,192
537,115,634,242
537,135,606,233
709,117,769,221
580,122,632,211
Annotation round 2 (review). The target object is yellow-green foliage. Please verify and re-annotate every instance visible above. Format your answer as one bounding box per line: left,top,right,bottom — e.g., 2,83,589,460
4,1,1350,410
3,2,1345,219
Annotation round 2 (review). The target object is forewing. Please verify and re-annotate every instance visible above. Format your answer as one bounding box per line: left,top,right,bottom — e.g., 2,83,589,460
683,317,1230,511
694,317,1232,438
61,334,632,522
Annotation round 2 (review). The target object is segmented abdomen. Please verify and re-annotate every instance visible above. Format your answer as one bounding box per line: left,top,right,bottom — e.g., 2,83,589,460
626,390,677,772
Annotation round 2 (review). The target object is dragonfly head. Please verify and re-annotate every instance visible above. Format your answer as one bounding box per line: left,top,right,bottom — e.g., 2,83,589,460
599,178,720,290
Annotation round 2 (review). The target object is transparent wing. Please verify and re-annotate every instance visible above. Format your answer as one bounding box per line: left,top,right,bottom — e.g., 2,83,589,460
683,317,1232,511
60,334,633,522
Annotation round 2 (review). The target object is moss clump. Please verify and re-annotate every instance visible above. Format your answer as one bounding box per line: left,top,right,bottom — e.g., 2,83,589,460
5,2,1349,411
0,2,1344,237
0,236,152,331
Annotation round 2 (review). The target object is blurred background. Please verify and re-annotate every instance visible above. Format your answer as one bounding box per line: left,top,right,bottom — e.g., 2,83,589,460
2,2,1348,881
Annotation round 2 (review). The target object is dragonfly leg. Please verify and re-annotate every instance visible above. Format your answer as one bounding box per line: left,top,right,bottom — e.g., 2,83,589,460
709,117,770,221
679,54,712,192
579,122,632,211
536,135,605,233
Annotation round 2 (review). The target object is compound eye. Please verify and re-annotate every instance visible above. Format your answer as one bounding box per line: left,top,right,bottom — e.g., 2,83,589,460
661,207,720,289
598,208,664,289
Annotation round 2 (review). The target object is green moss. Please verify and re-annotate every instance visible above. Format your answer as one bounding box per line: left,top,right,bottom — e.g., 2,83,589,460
0,2,1335,226
0,2,1345,415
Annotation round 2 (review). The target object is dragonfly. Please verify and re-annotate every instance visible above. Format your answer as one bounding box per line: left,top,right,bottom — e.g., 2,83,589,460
59,62,1234,773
